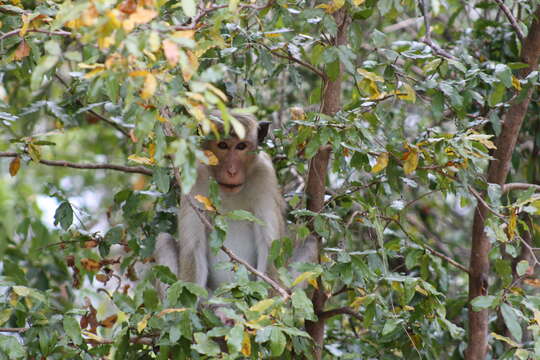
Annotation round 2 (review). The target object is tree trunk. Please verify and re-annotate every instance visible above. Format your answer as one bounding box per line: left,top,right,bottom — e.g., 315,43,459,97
465,7,540,359
304,8,350,360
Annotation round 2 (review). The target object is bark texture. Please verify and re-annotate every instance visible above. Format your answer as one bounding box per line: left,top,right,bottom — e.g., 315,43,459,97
465,7,540,359
304,8,350,360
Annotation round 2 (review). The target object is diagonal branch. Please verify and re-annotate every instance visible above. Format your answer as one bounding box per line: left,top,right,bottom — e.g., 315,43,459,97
493,0,525,42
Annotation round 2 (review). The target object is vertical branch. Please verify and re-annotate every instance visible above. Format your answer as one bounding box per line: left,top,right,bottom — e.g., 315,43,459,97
466,7,540,360
304,8,350,360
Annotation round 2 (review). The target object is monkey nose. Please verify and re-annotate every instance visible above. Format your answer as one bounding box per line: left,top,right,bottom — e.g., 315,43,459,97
227,169,237,177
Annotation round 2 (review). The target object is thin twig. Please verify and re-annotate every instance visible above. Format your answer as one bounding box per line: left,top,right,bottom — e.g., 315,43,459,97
502,182,540,193
0,28,71,41
468,186,505,219
493,0,525,42
258,43,327,80
0,152,152,175
418,0,457,60
173,1,274,31
319,307,363,321
392,218,470,274
0,327,29,333
54,75,131,138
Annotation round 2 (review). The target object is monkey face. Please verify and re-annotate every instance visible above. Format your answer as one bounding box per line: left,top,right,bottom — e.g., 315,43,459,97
206,137,257,194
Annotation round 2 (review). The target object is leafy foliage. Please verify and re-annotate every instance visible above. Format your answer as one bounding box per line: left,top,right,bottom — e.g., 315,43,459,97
1,0,540,359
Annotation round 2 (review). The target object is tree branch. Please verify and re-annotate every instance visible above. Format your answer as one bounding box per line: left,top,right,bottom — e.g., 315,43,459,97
258,43,327,80
466,6,540,359
0,327,28,333
0,28,71,41
493,0,525,42
502,182,540,193
0,152,152,175
418,0,457,60
318,307,363,322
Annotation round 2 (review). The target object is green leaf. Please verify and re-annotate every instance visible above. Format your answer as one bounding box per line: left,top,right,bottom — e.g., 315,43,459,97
488,82,506,107
63,316,83,345
153,167,170,193
227,325,244,353
30,55,59,91
516,260,529,276
0,335,25,359
182,0,196,17
269,328,286,357
471,295,498,311
192,333,221,356
500,303,522,342
494,63,513,88
225,210,264,225
53,201,73,230
291,290,316,321
382,318,402,336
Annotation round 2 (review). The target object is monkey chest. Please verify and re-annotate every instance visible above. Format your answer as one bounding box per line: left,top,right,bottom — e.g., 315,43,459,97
207,220,257,289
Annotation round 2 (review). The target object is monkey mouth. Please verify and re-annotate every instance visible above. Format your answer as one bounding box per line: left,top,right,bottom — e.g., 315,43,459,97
218,183,243,192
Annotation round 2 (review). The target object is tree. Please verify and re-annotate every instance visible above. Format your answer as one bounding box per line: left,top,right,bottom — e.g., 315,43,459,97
1,0,540,359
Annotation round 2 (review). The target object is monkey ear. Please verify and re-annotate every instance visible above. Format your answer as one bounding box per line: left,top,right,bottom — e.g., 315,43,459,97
257,121,271,144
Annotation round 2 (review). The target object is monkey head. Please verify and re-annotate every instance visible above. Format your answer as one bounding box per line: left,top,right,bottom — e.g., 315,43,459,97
203,112,270,194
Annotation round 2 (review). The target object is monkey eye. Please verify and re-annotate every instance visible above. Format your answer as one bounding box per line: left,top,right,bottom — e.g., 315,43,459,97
217,141,228,150
235,142,247,150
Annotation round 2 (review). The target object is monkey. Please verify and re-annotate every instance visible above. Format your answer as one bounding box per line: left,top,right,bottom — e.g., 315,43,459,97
154,111,285,293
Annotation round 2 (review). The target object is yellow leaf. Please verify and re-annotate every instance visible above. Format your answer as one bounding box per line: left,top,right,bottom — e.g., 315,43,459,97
511,76,521,91
241,332,251,356
249,299,275,312
403,305,415,311
204,150,219,166
357,68,384,82
105,10,122,29
292,271,319,287
129,70,150,77
491,332,519,347
173,30,195,40
157,308,187,317
194,194,215,211
403,146,419,175
321,254,332,262
182,50,199,82
398,83,416,103
128,155,155,165
129,7,157,25
465,132,497,150
315,0,345,13
141,73,157,99
148,31,161,52
534,310,540,325
207,83,228,102
9,157,20,177
19,14,30,37
137,314,151,333
84,67,105,79
163,39,180,66
371,152,388,173
350,296,367,310
353,0,365,5
507,207,517,240
307,278,319,289
148,143,156,159
27,143,40,163
415,285,428,296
